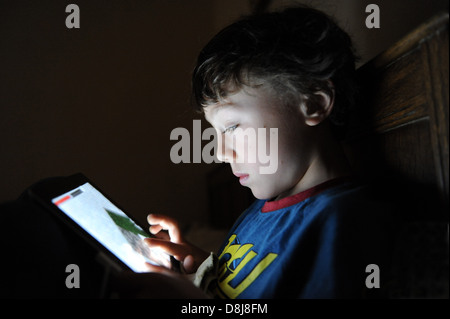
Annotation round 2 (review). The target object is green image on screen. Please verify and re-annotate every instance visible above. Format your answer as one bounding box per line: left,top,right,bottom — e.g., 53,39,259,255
105,208,148,237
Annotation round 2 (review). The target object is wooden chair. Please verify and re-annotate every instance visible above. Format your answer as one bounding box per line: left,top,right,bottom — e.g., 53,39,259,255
346,12,448,216
344,12,449,298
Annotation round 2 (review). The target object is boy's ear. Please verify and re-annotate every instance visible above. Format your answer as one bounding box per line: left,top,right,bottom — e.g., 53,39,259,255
300,86,335,126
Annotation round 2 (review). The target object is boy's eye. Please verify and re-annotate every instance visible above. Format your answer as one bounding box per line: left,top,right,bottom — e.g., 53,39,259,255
223,124,239,134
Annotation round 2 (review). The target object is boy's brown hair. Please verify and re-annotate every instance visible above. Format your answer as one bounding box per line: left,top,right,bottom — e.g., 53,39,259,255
192,6,358,130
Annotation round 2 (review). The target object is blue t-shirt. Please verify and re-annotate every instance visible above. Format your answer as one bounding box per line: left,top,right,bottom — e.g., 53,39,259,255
212,177,395,299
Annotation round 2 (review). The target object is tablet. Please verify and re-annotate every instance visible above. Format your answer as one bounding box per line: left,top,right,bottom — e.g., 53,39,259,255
27,173,174,273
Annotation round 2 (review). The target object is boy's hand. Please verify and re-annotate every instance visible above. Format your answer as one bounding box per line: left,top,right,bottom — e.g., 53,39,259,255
144,214,209,274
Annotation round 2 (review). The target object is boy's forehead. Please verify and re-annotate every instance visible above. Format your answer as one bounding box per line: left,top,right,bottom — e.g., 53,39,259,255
203,86,279,123
203,100,236,123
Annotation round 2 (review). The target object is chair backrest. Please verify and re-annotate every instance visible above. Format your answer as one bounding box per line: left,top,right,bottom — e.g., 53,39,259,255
343,12,449,221
343,13,448,298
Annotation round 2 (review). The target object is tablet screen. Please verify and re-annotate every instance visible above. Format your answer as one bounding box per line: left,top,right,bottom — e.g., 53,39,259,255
51,182,164,272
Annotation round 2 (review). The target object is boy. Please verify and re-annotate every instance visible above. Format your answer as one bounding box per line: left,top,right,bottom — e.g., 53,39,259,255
141,6,395,299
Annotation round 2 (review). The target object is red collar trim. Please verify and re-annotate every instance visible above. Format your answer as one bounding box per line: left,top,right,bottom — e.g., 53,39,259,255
261,176,353,213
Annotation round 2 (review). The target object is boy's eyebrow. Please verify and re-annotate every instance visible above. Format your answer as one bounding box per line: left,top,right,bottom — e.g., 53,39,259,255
204,101,236,122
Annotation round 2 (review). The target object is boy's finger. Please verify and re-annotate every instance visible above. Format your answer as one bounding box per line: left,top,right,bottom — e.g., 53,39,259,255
147,214,182,243
182,255,195,274
144,238,188,261
147,213,174,225
149,224,161,234
149,225,170,240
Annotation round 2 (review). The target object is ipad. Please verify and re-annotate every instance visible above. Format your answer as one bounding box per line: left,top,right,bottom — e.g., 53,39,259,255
27,173,175,273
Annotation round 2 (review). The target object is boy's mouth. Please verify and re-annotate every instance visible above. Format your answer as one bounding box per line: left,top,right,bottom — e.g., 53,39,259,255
233,172,250,185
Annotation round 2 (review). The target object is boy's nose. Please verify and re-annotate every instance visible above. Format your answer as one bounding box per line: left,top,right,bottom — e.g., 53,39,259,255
216,134,235,163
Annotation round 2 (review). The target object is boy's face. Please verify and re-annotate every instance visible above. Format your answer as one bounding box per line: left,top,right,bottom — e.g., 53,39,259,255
204,86,317,200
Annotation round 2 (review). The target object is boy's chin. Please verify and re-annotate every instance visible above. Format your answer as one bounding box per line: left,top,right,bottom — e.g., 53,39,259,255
250,187,278,201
